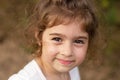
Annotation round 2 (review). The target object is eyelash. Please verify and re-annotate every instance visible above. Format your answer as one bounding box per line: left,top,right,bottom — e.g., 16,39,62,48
74,40,85,44
52,37,85,44
51,37,62,42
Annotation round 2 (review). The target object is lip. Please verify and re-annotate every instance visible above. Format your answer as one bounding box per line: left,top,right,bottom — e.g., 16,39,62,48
57,58,75,65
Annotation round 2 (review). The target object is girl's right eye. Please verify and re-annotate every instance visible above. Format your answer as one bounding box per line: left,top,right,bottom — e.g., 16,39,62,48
51,37,62,42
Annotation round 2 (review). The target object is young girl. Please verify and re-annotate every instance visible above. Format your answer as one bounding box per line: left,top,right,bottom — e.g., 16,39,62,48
8,0,98,80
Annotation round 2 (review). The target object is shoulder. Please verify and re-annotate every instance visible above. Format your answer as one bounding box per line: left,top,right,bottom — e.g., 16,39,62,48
69,67,81,80
8,60,46,80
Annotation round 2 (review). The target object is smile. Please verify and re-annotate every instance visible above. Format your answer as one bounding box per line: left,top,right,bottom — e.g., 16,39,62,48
57,58,75,65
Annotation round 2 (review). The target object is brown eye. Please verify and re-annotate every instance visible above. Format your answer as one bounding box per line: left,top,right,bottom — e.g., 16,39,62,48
74,40,85,44
52,37,62,42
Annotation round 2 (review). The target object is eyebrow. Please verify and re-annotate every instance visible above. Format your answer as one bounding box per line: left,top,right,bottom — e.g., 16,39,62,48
49,33,88,40
49,33,66,37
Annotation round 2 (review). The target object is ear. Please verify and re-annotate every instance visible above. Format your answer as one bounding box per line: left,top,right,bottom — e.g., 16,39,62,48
35,31,41,46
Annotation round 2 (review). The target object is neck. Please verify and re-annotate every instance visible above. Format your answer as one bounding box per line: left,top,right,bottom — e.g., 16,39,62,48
46,72,70,80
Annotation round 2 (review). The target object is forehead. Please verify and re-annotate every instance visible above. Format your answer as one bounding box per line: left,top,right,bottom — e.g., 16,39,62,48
47,15,86,31
47,12,86,29
44,21,88,37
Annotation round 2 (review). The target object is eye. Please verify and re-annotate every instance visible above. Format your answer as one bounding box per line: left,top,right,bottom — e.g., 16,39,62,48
51,37,62,42
74,39,85,44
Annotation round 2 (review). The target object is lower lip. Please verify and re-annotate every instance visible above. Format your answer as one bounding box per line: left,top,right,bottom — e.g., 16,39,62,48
57,59,74,65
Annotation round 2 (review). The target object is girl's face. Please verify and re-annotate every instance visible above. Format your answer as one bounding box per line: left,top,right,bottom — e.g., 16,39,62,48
40,22,89,73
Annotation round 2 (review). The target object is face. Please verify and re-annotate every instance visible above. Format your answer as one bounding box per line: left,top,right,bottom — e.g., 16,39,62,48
40,22,89,74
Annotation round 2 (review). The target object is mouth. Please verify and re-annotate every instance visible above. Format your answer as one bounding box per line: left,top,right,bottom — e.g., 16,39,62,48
57,58,75,65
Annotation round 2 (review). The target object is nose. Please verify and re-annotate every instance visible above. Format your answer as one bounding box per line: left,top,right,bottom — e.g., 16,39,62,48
61,42,73,57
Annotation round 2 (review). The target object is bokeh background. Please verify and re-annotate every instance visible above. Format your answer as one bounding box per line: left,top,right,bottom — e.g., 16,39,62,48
0,0,120,80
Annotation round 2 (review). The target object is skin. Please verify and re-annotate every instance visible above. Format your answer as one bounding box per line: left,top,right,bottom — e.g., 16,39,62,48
36,22,89,80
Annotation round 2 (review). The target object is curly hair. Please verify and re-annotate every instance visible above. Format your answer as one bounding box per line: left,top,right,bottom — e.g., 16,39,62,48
26,0,100,58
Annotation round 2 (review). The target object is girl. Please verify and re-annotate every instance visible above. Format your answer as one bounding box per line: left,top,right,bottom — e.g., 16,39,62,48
8,0,98,80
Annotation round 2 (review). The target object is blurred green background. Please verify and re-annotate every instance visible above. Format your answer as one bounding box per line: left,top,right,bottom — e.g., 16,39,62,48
0,0,120,80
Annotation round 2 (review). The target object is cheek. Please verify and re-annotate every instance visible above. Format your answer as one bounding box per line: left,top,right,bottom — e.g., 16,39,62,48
75,47,88,64
42,42,59,57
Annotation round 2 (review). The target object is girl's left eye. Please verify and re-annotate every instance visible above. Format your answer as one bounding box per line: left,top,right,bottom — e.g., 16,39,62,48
51,37,62,42
74,40,85,44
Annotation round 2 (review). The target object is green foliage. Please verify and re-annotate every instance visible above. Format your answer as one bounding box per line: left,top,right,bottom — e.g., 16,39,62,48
101,0,110,8
98,0,119,26
97,0,120,57
105,8,117,25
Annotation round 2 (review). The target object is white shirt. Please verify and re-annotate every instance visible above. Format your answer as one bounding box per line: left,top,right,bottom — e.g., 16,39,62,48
8,60,80,80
